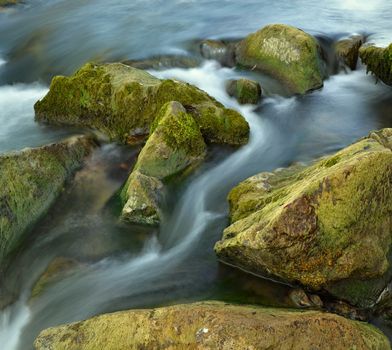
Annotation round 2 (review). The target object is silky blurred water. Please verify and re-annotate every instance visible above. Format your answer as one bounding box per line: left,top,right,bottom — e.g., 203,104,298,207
0,0,391,349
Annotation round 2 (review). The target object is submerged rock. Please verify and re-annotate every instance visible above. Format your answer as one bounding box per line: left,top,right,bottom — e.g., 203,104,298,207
0,0,18,7
360,44,392,86
199,39,237,67
34,301,390,350
123,55,201,70
226,78,262,105
31,257,80,299
34,62,249,146
215,129,392,308
335,35,363,70
0,136,96,268
236,24,325,94
120,102,206,225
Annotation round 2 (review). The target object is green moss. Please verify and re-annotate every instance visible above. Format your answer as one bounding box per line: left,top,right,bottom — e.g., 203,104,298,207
216,129,392,307
34,301,390,350
335,36,363,70
236,24,324,94
0,136,95,268
226,79,262,105
35,63,249,146
359,44,392,86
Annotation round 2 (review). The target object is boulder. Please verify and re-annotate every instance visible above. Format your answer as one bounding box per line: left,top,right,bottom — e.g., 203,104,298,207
360,44,392,86
34,63,249,146
226,78,262,104
335,35,363,70
199,39,236,67
236,24,325,94
215,129,392,308
120,102,206,225
0,136,96,268
0,0,18,7
34,301,390,350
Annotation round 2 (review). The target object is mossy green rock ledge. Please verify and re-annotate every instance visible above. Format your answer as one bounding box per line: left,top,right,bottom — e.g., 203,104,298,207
236,24,325,94
34,62,249,146
359,44,392,86
120,102,206,225
0,136,95,268
215,129,392,308
34,301,390,350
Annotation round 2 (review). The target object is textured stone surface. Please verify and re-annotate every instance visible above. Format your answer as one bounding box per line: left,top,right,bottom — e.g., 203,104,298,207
236,24,324,94
34,301,390,350
215,129,392,307
360,44,392,86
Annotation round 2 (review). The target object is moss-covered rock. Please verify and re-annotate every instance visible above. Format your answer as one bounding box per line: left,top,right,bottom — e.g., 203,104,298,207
0,0,18,8
31,257,80,299
34,62,249,146
120,102,206,225
0,136,95,269
34,301,390,350
215,129,392,308
226,78,262,105
335,35,363,70
236,24,325,94
359,44,392,86
120,171,163,226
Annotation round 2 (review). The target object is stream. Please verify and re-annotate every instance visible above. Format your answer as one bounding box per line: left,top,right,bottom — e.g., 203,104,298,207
0,1,392,349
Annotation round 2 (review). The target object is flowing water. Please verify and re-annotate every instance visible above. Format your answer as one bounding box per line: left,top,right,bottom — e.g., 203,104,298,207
0,1,392,349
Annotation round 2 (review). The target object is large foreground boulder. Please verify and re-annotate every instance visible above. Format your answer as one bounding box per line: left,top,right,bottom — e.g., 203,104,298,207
34,301,390,350
360,44,392,86
34,62,249,146
235,24,325,94
120,101,206,225
0,136,95,268
215,129,392,308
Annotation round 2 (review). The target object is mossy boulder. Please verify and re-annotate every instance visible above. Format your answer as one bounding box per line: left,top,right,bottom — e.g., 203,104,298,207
335,35,363,70
34,301,390,350
34,62,249,146
123,55,201,70
120,102,206,225
359,44,392,86
0,136,95,268
236,24,325,94
215,129,392,308
226,78,262,105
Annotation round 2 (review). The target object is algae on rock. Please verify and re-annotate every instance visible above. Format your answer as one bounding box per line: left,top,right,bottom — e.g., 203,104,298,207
226,78,262,105
236,24,325,94
360,44,392,86
120,102,207,225
34,62,249,146
215,129,392,308
34,301,390,350
335,35,363,70
0,136,95,269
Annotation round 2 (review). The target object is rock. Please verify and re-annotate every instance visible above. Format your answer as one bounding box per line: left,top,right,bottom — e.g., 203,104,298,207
0,0,18,7
215,129,392,308
34,301,390,350
34,62,249,146
123,55,201,70
120,171,163,226
360,44,392,86
199,39,236,67
236,24,325,94
335,35,364,70
31,257,80,299
0,136,96,268
226,78,262,105
120,102,206,225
